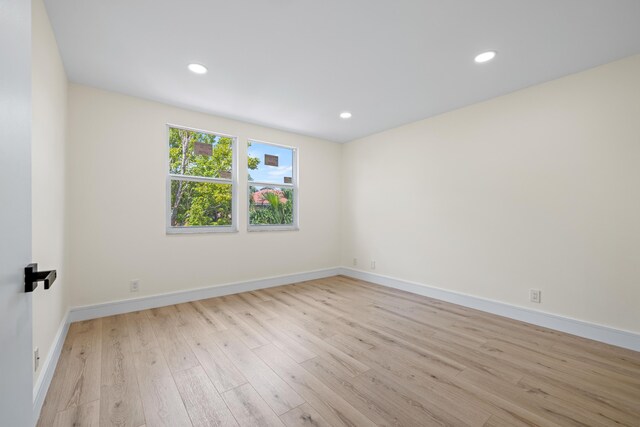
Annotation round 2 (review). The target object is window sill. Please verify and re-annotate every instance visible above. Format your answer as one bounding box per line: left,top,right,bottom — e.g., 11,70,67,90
166,226,238,235
248,225,299,232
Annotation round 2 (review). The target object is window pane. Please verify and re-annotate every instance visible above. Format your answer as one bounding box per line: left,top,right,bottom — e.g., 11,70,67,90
170,180,232,227
169,127,233,179
248,142,293,185
249,186,294,226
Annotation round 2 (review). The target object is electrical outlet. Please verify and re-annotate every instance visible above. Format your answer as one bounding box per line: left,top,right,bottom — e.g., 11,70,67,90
371,260,376,270
130,279,140,292
530,289,541,303
353,258,358,266
34,347,40,372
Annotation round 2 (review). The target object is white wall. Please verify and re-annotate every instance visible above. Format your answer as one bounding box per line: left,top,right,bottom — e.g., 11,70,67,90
341,55,640,333
66,85,341,307
31,0,69,387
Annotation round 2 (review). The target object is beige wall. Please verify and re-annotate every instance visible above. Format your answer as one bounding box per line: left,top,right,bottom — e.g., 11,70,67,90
66,85,342,307
31,0,69,386
341,55,640,333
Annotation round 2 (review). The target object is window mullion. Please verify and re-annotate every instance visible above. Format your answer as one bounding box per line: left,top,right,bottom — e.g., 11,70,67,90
249,181,295,188
169,174,232,185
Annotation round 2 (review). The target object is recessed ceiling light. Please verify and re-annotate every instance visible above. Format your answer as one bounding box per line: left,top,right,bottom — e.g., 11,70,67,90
474,51,497,63
188,63,208,74
340,111,352,119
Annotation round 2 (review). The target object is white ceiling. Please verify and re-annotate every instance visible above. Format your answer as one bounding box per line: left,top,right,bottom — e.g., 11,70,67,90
44,0,640,143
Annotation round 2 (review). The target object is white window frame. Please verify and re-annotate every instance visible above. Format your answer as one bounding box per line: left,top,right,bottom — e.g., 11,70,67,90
247,139,299,232
166,124,238,234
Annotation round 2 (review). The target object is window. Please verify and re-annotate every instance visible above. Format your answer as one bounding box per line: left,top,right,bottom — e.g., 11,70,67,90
167,125,237,233
247,140,298,230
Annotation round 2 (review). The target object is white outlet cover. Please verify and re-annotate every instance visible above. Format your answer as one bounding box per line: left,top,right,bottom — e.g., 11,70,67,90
530,289,541,303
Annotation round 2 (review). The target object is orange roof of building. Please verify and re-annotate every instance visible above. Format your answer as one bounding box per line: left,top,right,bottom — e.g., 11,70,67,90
251,188,288,205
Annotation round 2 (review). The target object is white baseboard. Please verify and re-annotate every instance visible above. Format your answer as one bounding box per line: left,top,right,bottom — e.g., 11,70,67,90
68,267,340,322
33,309,70,423
339,268,640,352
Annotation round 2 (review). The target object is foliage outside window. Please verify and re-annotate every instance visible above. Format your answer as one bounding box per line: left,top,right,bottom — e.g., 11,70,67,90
248,141,297,230
167,125,237,233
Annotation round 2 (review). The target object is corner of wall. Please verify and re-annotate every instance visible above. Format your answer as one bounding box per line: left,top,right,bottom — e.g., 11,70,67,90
31,0,72,418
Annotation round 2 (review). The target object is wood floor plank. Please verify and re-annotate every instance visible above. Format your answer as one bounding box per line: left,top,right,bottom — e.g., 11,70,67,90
37,319,102,427
39,276,640,427
302,356,439,426
457,368,614,427
303,356,474,427
269,317,370,377
222,383,285,427
192,301,229,331
132,346,171,380
155,325,199,373
130,335,192,427
231,307,317,363
336,307,523,385
174,301,225,336
213,329,305,415
488,337,640,390
478,339,640,408
330,315,465,379
279,403,331,427
125,311,158,353
100,315,145,427
248,290,272,301
174,366,239,427
368,302,484,345
357,369,479,426
217,294,258,314
333,276,473,321
200,298,270,349
255,344,377,427
52,399,100,427
482,414,529,427
327,333,493,425
38,339,74,427
236,293,279,319
517,374,640,426
58,319,103,411
147,307,200,373
275,288,347,321
137,375,192,427
261,291,338,339
550,341,640,377
181,331,247,393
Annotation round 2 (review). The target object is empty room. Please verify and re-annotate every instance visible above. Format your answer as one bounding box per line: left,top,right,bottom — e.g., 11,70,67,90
2,0,640,426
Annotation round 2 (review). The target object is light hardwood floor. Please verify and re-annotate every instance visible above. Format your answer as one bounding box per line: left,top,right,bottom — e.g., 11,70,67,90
37,276,640,426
